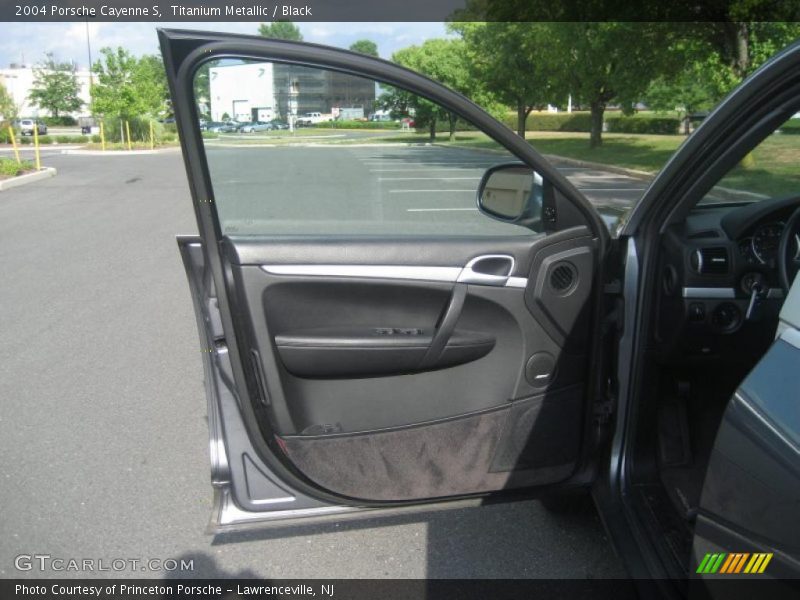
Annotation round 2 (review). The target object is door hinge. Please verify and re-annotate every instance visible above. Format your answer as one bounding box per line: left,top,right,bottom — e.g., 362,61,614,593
593,397,614,424
592,395,615,447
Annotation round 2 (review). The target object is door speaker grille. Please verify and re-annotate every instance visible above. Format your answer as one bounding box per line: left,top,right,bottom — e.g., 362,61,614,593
550,263,576,293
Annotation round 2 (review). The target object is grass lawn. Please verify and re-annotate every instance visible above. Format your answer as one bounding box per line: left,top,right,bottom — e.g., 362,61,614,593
369,130,686,172
716,134,800,197
360,129,799,197
0,157,35,180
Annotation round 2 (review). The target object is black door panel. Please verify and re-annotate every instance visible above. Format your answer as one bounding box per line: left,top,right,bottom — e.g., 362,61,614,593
220,234,551,272
221,230,594,500
280,387,583,501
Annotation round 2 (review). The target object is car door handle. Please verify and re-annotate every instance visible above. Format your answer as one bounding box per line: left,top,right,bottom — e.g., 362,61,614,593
419,283,467,369
457,255,515,286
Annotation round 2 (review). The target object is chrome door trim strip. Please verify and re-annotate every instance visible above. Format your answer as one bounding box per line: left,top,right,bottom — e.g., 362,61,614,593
262,264,529,288
262,264,463,283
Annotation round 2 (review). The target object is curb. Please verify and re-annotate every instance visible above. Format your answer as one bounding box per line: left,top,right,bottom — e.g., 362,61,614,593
431,142,656,181
541,154,654,180
0,144,85,152
60,148,180,156
0,167,57,191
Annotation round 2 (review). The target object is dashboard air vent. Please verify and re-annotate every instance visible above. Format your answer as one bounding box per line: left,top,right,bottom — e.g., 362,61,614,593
691,247,729,275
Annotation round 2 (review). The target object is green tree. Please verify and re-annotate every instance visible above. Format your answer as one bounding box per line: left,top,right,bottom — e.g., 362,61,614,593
390,39,480,141
133,54,170,116
349,39,379,57
645,23,800,134
28,53,83,118
91,48,169,119
693,22,800,81
0,80,16,121
450,22,563,138
547,23,676,147
258,21,303,40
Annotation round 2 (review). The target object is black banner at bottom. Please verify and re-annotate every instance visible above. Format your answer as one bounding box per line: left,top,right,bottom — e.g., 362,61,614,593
4,578,800,600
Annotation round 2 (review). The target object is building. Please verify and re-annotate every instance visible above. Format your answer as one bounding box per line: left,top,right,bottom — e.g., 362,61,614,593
208,61,376,122
208,62,276,122
0,63,92,119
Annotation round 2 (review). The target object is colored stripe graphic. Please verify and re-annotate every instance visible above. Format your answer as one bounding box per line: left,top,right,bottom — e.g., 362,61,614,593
744,554,760,573
696,554,712,574
719,554,736,573
734,553,750,573
698,552,774,574
710,553,726,573
758,554,773,573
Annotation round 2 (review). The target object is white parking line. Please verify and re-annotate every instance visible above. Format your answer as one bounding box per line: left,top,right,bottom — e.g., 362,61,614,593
567,173,639,180
370,168,484,172
576,188,646,192
360,159,493,164
406,207,477,212
389,189,475,193
379,177,481,181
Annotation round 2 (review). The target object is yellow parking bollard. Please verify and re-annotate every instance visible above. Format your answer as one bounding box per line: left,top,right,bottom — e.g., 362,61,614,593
33,123,41,170
100,121,106,151
149,120,154,150
8,125,21,165
125,120,132,151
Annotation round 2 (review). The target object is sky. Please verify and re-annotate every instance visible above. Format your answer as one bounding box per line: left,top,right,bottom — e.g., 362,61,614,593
0,22,450,69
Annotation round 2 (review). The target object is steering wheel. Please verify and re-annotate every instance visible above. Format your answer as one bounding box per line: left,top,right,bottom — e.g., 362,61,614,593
778,205,800,293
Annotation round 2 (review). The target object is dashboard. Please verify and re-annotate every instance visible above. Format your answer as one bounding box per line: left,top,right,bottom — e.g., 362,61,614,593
738,221,799,267
656,196,800,363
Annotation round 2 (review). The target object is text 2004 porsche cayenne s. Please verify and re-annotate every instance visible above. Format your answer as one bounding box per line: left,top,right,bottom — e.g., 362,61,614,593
160,29,800,595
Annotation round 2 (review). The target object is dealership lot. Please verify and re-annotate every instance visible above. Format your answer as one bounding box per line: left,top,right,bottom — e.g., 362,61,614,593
0,147,635,579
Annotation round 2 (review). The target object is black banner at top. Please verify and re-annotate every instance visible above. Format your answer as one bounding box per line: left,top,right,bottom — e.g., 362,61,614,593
2,0,800,22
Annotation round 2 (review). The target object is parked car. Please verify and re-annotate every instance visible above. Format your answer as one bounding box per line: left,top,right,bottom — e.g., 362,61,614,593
78,116,96,135
295,111,333,126
269,119,289,130
161,30,800,590
238,121,273,133
17,119,47,136
205,121,236,133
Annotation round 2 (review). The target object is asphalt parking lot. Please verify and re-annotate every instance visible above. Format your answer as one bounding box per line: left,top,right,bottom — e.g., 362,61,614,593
201,141,645,234
0,144,638,579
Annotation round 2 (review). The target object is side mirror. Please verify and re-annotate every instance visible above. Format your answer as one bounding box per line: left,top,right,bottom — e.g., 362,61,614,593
477,163,545,231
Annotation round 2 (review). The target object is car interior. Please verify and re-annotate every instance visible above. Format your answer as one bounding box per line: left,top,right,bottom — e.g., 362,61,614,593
624,114,800,575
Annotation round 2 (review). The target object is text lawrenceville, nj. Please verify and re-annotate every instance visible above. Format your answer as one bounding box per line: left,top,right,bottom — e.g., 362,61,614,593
171,4,312,16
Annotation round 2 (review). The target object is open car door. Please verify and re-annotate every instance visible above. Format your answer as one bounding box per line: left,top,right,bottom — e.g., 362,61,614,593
159,29,611,531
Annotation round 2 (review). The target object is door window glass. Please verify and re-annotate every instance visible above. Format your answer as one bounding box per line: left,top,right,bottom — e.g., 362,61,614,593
194,59,534,236
699,114,800,205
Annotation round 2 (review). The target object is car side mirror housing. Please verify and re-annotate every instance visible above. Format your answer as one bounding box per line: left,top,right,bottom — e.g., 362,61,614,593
477,163,547,231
